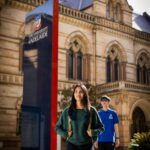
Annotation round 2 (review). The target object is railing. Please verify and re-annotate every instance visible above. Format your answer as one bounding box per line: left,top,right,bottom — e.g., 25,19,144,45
96,81,150,94
59,5,95,23
59,5,150,41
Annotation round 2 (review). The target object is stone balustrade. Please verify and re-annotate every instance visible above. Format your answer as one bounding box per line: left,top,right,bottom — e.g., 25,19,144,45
59,5,150,41
59,80,150,94
59,5,95,23
96,81,150,94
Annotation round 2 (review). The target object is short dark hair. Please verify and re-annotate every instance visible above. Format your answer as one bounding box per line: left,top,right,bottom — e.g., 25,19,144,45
101,95,111,101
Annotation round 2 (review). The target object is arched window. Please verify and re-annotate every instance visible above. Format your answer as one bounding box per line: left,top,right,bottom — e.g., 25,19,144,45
68,49,74,79
106,47,125,82
136,64,141,83
107,0,113,19
106,56,111,82
77,51,82,80
67,39,90,81
143,65,147,84
131,107,147,137
136,53,150,85
115,3,122,22
114,58,119,81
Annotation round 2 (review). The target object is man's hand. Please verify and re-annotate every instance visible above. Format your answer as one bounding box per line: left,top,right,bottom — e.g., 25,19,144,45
115,138,120,148
94,141,98,149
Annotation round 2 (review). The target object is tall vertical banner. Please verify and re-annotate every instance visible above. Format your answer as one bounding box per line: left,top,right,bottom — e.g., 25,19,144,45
22,0,58,150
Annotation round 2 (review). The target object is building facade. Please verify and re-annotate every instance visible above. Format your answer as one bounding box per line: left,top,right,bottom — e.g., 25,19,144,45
0,0,150,150
58,0,150,149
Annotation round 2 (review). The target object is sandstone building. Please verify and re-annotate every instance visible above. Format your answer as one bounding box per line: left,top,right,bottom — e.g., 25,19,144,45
58,0,150,149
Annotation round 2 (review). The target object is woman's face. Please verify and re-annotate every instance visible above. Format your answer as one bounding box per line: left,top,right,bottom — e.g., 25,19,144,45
74,86,84,102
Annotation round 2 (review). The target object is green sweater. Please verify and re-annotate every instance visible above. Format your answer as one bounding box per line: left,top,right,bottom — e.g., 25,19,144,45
55,106,104,145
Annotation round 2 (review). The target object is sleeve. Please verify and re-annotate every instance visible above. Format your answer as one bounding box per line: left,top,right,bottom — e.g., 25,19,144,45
113,111,119,124
91,107,105,142
55,109,68,138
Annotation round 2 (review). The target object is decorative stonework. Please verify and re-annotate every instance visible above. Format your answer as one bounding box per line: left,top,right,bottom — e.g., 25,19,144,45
96,81,150,94
119,115,129,121
5,0,47,11
6,0,35,11
59,14,150,47
136,49,150,65
59,5,95,23
59,15,93,29
0,73,23,85
59,5,150,42
104,40,127,61
65,31,91,53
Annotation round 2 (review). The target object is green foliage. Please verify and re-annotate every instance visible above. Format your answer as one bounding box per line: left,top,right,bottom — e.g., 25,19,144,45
58,88,72,110
128,132,150,150
85,83,97,103
60,88,72,100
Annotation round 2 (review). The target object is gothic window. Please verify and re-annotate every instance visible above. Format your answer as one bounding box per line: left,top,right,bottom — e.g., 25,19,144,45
107,0,113,19
136,53,150,85
106,47,126,82
68,48,74,79
115,3,122,22
143,66,147,84
114,58,119,81
136,64,140,83
106,56,111,82
77,51,82,80
67,39,90,81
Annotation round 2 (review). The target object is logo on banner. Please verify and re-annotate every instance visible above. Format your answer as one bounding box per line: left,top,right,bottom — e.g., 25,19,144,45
33,16,42,31
28,27,48,44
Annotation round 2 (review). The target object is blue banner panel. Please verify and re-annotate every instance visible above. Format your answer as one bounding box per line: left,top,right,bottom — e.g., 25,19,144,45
22,5,53,150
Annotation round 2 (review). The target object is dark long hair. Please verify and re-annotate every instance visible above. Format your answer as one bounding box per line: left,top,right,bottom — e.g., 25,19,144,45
68,83,91,120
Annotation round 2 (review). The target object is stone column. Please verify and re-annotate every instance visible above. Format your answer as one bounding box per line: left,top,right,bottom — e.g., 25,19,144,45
0,73,23,150
114,93,130,150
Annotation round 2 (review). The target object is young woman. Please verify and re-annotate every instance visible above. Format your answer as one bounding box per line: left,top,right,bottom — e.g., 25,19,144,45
55,83,104,150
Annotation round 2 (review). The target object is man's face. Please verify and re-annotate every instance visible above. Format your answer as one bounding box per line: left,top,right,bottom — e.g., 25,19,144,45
100,99,110,107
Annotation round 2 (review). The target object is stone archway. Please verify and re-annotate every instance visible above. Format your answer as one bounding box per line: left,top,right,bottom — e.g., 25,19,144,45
131,107,147,137
130,99,150,138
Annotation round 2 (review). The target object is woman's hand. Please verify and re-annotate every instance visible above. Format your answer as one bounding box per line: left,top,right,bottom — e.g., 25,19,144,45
94,141,98,149
68,130,72,137
87,129,92,137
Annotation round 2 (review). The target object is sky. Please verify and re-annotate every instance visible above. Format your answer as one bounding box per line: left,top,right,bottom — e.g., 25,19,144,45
127,0,150,15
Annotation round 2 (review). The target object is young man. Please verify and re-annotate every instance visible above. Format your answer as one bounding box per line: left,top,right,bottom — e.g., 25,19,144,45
95,95,120,150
